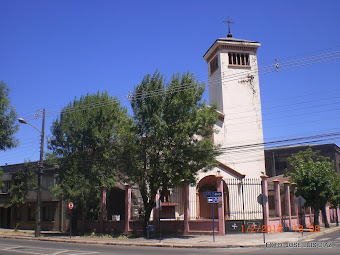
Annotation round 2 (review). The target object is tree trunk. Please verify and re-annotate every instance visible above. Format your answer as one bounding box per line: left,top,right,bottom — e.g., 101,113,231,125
321,205,330,228
142,204,153,237
313,207,320,227
336,208,339,227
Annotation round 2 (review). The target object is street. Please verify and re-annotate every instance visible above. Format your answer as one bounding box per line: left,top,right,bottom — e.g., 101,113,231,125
0,229,339,255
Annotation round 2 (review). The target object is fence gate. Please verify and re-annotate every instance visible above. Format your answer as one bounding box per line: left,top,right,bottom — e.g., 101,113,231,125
224,178,263,234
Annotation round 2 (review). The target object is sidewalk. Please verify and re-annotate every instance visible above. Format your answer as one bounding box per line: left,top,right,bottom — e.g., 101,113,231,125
0,224,339,248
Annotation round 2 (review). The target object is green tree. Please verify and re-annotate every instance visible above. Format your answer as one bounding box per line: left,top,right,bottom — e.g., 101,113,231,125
0,81,19,151
288,148,336,228
48,91,133,221
6,162,37,208
329,175,340,226
127,71,220,234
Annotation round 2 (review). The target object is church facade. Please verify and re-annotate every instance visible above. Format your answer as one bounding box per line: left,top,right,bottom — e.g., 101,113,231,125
147,32,267,234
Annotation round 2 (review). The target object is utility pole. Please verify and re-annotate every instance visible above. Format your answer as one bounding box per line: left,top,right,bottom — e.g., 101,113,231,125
36,109,45,237
18,109,45,237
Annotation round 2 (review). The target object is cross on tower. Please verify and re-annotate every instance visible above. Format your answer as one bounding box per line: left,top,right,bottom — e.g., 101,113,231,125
222,16,235,38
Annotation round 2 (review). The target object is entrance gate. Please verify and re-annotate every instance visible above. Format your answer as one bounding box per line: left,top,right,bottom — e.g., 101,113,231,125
224,178,263,233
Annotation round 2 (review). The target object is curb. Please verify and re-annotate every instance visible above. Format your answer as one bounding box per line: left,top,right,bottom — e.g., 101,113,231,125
0,226,338,249
0,235,267,248
299,225,340,241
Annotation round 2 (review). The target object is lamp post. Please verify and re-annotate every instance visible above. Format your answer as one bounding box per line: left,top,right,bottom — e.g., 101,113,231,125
18,109,45,237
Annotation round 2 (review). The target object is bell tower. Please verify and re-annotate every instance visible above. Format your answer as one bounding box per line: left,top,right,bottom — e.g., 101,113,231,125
203,30,265,177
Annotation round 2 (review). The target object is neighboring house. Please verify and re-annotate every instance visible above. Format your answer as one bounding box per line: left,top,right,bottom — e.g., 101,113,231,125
0,162,67,231
0,161,144,233
264,143,340,177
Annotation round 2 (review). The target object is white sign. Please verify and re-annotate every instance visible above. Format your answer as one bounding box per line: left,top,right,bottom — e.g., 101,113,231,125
208,197,219,203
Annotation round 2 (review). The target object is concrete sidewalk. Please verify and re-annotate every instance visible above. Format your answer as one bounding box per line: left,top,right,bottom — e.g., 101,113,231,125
0,225,339,248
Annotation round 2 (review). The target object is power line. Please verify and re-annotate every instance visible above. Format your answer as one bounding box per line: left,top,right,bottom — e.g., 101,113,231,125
20,51,340,121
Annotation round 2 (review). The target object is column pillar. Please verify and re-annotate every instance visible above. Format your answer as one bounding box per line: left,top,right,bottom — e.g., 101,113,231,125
183,183,190,235
99,186,107,233
326,204,330,225
291,183,298,218
216,175,225,235
273,180,282,225
283,181,291,230
124,185,131,234
261,175,269,227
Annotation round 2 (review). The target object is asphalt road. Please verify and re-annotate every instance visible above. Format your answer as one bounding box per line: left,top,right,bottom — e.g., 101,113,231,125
0,229,338,255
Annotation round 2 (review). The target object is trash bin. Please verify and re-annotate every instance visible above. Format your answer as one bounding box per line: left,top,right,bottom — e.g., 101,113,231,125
146,223,155,239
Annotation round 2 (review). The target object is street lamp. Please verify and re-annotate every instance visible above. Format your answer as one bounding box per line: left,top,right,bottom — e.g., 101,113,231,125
18,109,45,237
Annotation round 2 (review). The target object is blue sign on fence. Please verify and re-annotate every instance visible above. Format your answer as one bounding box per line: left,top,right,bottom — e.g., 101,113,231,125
204,192,212,197
207,197,219,203
204,191,222,198
213,192,222,197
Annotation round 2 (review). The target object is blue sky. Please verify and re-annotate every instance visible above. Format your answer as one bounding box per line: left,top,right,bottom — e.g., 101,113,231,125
1,0,340,165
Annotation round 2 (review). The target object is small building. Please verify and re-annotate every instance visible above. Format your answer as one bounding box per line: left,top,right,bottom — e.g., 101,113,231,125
0,162,66,231
264,143,340,177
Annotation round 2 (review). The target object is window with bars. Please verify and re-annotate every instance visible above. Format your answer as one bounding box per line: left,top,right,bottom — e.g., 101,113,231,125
210,55,218,74
228,52,250,66
0,181,10,193
42,206,55,221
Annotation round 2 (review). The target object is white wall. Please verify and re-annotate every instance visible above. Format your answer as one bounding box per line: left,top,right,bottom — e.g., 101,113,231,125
209,47,265,178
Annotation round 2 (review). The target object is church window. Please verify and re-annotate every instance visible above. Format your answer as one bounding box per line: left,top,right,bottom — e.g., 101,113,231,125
210,55,218,75
229,52,250,67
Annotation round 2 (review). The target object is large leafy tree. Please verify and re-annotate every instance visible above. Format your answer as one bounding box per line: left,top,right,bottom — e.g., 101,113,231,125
127,71,220,234
48,91,133,220
6,162,37,208
288,148,337,228
329,175,340,226
0,80,19,151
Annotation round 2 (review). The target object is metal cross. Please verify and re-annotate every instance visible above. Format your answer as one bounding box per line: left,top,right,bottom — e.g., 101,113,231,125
222,16,235,38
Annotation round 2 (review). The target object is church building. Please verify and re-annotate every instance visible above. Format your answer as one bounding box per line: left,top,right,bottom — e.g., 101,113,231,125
156,24,267,234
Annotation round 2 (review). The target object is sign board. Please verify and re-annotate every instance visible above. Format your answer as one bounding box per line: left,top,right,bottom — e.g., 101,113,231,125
204,192,212,197
208,197,219,203
296,195,306,207
204,191,222,197
68,201,74,210
257,194,268,205
213,192,222,197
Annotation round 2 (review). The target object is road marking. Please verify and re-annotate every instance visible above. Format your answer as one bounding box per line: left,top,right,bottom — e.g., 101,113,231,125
0,244,98,255
318,238,331,241
68,252,98,255
0,245,22,250
52,251,68,255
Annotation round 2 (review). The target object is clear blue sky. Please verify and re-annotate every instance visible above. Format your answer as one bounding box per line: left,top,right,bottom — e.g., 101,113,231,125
1,0,340,165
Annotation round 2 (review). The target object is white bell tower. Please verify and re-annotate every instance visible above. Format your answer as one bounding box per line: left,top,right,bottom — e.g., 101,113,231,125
203,28,265,177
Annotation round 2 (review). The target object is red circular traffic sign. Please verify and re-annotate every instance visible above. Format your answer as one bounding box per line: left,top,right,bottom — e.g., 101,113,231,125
68,202,74,210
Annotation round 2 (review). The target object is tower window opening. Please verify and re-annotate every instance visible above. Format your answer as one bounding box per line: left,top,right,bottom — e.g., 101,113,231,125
245,55,249,65
229,52,250,67
210,55,219,75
